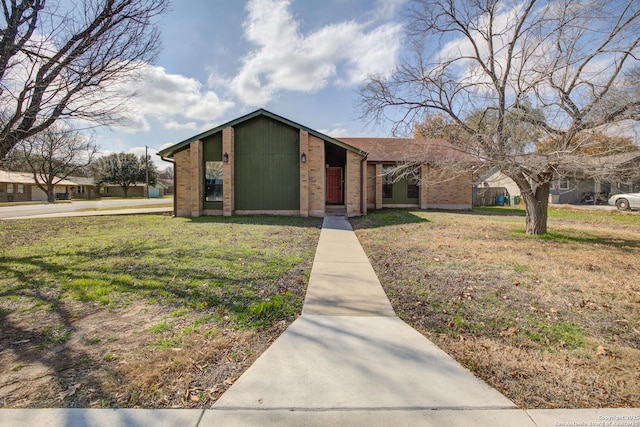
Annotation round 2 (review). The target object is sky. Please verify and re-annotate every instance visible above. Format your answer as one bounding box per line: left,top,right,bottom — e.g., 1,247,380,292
97,0,408,168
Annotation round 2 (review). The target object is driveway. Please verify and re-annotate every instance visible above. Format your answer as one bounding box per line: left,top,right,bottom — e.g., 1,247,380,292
0,197,173,219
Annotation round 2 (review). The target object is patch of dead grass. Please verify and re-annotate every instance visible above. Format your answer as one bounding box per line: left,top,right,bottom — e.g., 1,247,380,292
352,208,640,409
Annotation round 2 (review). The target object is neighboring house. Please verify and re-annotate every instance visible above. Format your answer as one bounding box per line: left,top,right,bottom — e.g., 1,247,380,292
67,176,99,200
0,170,77,202
473,168,522,206
470,151,640,206
157,109,472,218
158,178,174,195
549,151,640,204
99,182,166,198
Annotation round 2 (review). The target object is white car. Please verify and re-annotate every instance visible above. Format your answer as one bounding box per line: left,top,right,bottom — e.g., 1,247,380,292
608,192,640,211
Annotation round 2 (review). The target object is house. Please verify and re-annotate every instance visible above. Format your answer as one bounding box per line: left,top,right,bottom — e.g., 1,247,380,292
157,109,472,218
473,168,522,206
469,151,640,206
99,182,167,198
0,170,77,202
66,176,99,200
549,151,640,204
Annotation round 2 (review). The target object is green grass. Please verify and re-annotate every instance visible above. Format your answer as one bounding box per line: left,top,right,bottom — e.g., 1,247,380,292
521,318,587,349
0,215,321,332
149,322,172,333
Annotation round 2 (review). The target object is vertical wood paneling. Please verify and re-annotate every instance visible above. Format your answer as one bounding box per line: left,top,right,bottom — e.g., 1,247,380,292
234,116,300,210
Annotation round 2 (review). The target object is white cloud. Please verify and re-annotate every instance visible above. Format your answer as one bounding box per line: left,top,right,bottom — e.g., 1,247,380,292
120,65,235,132
164,121,199,131
219,0,402,106
317,127,350,137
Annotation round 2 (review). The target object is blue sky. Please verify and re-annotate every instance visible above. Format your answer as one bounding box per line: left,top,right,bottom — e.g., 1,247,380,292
98,0,408,167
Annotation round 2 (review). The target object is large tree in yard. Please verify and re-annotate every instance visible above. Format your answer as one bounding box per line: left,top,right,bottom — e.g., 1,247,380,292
359,0,640,234
0,0,169,160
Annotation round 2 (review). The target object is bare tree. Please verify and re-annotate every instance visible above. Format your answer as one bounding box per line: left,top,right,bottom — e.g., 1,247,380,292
0,0,169,160
359,0,640,234
15,124,98,203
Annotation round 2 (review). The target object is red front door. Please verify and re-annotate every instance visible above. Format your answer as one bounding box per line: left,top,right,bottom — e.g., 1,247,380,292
326,167,342,204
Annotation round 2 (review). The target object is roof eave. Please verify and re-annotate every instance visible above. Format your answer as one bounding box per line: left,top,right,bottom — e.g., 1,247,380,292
157,108,367,158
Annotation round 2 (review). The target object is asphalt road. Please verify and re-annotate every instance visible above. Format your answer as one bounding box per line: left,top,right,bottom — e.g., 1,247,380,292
0,197,173,219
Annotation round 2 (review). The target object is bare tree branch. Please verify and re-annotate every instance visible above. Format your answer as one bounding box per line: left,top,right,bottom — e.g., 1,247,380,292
359,0,640,234
0,0,169,159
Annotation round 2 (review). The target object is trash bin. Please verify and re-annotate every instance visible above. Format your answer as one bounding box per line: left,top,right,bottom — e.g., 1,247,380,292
496,195,505,206
514,196,521,205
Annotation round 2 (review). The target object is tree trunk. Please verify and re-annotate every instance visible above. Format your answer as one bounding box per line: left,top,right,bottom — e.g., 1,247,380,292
123,186,129,198
47,184,56,204
522,182,550,235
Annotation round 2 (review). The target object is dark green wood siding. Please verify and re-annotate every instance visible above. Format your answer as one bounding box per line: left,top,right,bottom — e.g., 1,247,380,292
382,166,419,205
234,116,300,210
203,132,223,161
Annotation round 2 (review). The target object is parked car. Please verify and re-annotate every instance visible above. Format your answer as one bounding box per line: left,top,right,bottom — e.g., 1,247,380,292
608,192,640,210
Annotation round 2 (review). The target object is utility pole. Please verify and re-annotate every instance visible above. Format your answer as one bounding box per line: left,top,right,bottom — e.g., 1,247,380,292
145,145,149,199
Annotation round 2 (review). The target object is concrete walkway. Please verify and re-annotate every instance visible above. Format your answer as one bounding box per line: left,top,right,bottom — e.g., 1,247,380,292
1,217,638,426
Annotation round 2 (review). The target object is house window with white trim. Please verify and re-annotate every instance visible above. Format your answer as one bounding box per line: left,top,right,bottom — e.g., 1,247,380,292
78,185,86,194
6,184,14,194
17,184,24,194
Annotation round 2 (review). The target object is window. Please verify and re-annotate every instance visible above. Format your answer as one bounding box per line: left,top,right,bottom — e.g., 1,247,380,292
382,166,394,198
78,185,86,194
17,184,24,194
205,161,223,202
6,184,13,194
407,176,419,199
559,179,569,190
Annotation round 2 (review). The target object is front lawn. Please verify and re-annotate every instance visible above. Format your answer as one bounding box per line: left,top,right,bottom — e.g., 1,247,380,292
351,208,640,409
0,215,321,408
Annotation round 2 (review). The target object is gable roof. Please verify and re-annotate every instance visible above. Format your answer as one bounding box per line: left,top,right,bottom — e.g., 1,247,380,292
158,108,367,158
337,138,475,163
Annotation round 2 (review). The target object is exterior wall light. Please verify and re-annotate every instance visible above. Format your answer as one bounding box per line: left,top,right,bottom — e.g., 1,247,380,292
223,152,229,162
301,152,307,163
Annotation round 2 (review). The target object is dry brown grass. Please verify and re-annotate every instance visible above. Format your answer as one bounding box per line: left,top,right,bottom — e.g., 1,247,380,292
351,208,640,409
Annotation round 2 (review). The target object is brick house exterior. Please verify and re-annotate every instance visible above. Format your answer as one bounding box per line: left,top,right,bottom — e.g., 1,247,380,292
158,109,472,218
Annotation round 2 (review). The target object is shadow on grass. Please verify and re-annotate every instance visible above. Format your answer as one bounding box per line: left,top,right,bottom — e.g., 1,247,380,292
510,228,640,249
473,206,526,216
350,209,431,230
185,214,323,229
0,215,319,406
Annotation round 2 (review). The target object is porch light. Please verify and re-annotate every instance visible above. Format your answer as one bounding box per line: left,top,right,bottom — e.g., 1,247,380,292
301,152,307,163
223,152,229,162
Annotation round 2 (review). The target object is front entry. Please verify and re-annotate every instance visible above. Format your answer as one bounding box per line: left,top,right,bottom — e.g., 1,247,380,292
326,167,343,204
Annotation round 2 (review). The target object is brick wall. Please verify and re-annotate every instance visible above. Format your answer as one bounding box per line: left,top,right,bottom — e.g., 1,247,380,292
299,130,309,217
366,164,376,209
308,135,325,217
190,139,203,216
345,151,362,216
174,148,191,216
421,165,472,209
222,127,234,217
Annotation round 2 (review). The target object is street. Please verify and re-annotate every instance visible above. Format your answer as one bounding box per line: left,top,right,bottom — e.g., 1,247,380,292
0,197,173,219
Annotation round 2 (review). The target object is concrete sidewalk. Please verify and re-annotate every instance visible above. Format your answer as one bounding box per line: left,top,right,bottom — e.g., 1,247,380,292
1,216,638,426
